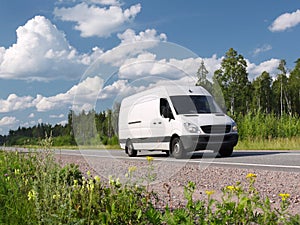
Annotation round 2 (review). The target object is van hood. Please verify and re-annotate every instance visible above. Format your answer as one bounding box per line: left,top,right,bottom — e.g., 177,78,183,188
181,113,233,126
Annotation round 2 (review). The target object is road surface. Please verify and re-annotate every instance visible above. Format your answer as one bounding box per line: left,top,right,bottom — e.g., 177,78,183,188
55,149,300,172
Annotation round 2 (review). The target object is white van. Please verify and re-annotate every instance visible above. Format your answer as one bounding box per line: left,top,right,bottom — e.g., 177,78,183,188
118,85,238,158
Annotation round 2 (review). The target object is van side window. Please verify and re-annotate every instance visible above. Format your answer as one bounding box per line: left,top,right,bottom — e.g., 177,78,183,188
160,98,174,119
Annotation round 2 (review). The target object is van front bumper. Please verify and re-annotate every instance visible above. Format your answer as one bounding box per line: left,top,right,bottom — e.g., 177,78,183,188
181,133,238,152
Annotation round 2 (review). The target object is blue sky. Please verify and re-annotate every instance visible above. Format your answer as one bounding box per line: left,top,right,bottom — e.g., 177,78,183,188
0,0,300,135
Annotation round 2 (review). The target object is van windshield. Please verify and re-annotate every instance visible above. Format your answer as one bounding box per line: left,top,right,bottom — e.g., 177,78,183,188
170,95,222,114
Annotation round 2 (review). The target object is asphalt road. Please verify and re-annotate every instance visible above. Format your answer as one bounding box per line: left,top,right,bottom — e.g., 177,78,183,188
56,149,300,172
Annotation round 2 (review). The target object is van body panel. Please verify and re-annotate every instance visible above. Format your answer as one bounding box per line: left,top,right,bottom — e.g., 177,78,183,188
118,85,238,157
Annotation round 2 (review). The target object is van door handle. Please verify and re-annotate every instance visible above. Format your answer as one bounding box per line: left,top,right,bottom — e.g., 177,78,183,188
158,122,162,124
153,122,156,125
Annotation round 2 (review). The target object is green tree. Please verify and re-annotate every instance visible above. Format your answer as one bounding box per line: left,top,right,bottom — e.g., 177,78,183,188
272,60,290,116
252,71,273,113
213,48,251,115
288,58,300,115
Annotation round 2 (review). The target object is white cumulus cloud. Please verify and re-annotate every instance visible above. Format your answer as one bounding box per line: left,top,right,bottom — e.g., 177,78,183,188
100,28,167,67
54,3,141,37
0,116,18,126
269,9,300,32
0,94,34,113
35,76,103,112
247,58,281,80
0,16,89,81
98,79,146,99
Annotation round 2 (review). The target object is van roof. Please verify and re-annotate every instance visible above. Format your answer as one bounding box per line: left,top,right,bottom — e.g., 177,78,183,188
121,85,211,106
160,85,211,96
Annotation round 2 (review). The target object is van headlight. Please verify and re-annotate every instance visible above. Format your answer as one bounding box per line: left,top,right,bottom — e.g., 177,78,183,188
184,122,200,133
232,122,238,132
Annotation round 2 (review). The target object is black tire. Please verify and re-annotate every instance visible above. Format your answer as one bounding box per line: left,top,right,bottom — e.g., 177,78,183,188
126,140,137,157
218,146,233,157
171,137,186,159
163,150,170,157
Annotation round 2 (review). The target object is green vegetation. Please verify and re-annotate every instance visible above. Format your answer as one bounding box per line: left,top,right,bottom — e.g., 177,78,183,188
234,111,300,150
1,142,299,224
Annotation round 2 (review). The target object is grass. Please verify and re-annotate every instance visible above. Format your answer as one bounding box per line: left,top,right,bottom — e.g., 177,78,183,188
236,137,300,150
0,136,300,224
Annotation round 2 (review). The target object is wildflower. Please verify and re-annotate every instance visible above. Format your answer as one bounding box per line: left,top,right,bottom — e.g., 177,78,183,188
226,185,235,191
246,173,257,179
28,190,37,201
146,156,154,162
73,179,78,186
128,166,137,173
52,194,60,200
279,193,290,201
87,170,91,177
94,175,101,184
205,190,215,196
14,169,20,175
226,185,239,192
87,179,95,191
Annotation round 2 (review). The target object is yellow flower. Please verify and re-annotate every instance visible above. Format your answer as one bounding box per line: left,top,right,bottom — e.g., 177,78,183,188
226,185,240,192
28,190,37,201
205,190,215,196
94,175,101,184
279,193,290,201
246,173,257,179
73,179,78,186
87,170,91,177
52,194,60,200
226,185,235,191
14,169,20,175
128,166,137,173
146,156,154,162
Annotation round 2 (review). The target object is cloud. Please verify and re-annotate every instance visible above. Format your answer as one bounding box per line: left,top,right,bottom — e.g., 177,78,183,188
0,16,90,81
28,113,35,118
89,0,120,5
252,44,272,56
117,28,167,44
35,76,103,112
118,53,222,81
98,79,146,99
49,114,65,118
54,3,141,37
0,94,34,113
247,58,281,80
0,116,18,126
98,28,167,69
269,9,300,32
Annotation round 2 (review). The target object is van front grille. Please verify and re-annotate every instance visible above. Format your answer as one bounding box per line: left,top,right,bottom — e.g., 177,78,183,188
201,125,231,134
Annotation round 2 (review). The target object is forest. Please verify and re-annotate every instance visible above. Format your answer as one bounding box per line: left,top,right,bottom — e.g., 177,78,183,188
0,48,299,147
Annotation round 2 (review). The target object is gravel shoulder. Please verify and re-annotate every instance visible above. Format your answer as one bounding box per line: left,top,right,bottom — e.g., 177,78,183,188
56,154,300,215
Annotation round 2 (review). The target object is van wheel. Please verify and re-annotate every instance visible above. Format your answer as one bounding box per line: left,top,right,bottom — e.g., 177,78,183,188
171,137,185,159
218,146,233,157
126,140,137,157
163,150,170,156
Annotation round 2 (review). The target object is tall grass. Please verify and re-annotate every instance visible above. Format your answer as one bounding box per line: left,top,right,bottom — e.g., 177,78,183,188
234,112,300,140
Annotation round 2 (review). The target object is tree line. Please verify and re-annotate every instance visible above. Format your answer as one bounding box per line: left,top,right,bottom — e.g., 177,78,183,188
1,48,299,146
0,110,119,146
197,48,300,116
